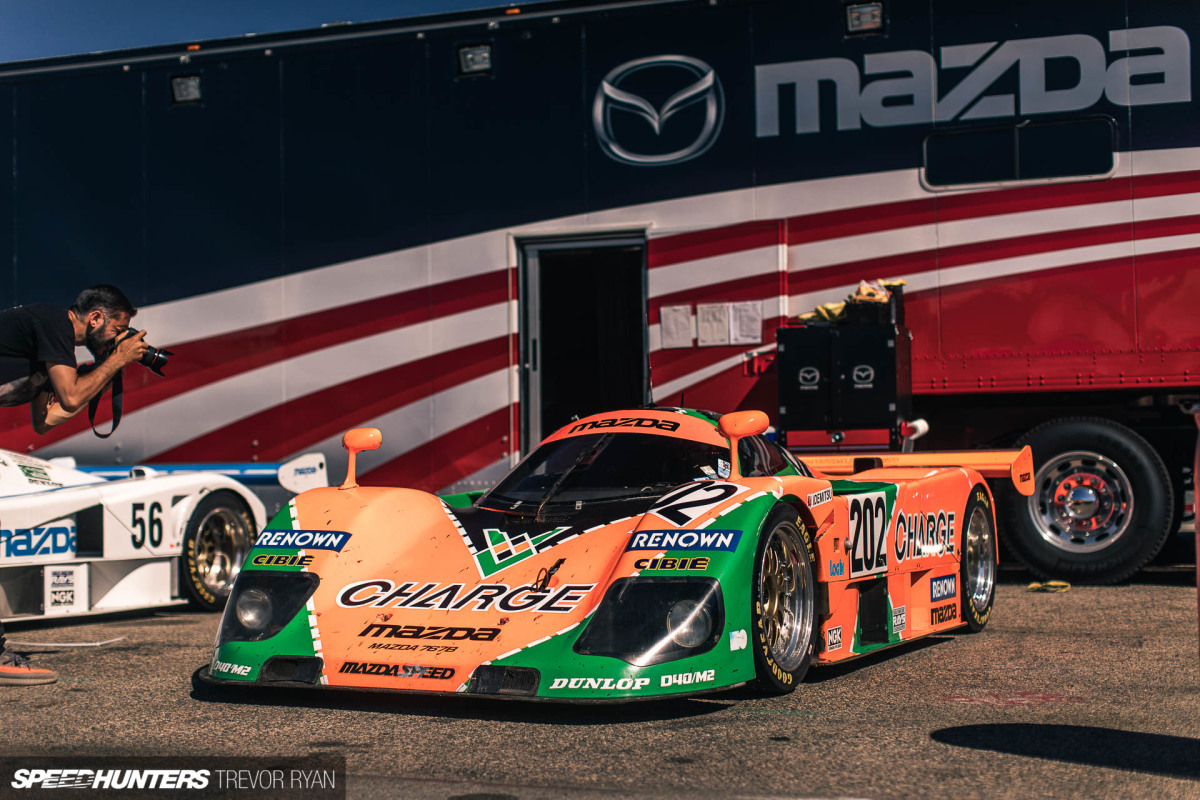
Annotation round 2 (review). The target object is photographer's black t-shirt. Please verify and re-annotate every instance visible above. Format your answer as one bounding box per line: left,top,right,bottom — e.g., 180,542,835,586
0,303,76,407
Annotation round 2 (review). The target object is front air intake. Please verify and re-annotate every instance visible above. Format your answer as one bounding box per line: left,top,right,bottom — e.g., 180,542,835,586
467,666,540,696
260,656,324,684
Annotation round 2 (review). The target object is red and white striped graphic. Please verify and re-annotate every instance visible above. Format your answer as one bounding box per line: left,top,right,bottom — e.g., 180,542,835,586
4,147,1197,491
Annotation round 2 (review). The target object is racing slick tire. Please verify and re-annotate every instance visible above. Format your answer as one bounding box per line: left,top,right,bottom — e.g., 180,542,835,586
182,491,256,611
961,485,997,633
999,417,1172,585
750,505,817,694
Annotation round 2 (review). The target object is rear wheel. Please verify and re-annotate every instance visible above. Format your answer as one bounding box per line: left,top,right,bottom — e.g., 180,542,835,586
999,417,1172,584
961,486,996,632
182,491,255,611
750,506,816,694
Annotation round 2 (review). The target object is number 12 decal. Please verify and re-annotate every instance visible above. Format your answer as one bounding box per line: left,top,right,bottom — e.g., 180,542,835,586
650,482,749,526
848,492,889,578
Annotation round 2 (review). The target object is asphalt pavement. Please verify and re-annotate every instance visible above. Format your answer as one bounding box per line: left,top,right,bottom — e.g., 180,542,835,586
1,561,1197,800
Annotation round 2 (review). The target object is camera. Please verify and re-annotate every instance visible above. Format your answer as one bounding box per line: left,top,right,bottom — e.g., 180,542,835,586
118,327,173,376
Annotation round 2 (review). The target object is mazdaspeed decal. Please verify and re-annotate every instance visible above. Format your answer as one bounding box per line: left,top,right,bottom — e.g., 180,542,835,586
254,529,351,552
625,529,741,552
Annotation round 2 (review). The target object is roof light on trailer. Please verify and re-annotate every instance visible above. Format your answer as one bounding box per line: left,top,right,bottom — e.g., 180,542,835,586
458,44,493,76
170,75,202,104
846,2,884,34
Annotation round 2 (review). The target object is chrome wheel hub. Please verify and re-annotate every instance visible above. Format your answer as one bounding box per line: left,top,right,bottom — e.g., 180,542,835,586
757,521,813,671
1029,451,1133,553
194,507,253,597
964,506,995,616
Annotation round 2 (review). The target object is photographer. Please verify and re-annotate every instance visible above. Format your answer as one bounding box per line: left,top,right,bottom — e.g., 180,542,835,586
0,284,148,686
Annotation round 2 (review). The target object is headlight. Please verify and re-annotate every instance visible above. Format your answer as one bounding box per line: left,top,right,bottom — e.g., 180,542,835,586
667,599,713,648
217,571,320,643
235,589,273,630
574,577,723,666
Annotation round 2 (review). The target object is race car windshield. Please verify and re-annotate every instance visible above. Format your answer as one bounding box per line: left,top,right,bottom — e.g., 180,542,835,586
486,433,728,507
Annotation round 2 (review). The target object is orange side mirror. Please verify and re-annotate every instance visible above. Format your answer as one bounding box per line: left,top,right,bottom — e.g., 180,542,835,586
341,427,382,490
716,410,770,478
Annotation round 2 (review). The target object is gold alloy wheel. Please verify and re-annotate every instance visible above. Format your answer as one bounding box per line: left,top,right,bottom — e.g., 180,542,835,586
193,506,254,597
757,520,814,671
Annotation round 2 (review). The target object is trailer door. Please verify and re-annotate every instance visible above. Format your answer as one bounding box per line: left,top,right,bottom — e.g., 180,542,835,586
519,236,648,451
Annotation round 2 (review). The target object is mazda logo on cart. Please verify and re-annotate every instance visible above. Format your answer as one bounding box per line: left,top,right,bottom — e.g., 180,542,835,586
593,55,724,166
798,367,820,388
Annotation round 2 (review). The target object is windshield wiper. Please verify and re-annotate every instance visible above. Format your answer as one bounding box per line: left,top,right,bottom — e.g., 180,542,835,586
535,434,612,522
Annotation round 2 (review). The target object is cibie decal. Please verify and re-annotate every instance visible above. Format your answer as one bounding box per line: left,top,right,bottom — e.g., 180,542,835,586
336,579,594,613
626,529,741,552
848,491,889,578
649,482,750,525
807,488,832,507
254,529,351,552
895,510,957,562
931,574,958,602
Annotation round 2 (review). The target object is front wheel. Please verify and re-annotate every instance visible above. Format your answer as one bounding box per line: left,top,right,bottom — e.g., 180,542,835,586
181,491,256,611
750,506,817,694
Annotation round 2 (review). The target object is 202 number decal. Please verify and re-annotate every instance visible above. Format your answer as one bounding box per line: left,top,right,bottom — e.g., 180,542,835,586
131,502,164,549
848,492,888,578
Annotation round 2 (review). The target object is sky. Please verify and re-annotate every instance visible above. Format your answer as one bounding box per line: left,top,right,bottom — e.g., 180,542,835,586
0,1,543,64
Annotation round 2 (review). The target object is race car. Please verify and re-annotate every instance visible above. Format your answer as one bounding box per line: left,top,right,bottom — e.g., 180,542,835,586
0,449,326,621
203,408,1032,700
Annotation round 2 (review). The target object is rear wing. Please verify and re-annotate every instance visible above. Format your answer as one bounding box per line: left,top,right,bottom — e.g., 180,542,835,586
69,452,328,494
801,446,1034,496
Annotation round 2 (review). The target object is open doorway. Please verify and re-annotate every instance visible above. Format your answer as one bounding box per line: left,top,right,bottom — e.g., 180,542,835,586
519,235,648,451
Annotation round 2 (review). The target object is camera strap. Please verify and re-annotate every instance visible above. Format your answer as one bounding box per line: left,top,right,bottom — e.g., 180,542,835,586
85,368,123,439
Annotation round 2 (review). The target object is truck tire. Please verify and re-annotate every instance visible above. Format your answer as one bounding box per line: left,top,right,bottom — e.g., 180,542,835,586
182,491,256,611
999,417,1172,584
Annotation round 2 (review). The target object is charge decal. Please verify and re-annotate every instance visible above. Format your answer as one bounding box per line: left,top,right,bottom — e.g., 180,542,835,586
847,491,889,578
649,482,752,525
895,510,957,562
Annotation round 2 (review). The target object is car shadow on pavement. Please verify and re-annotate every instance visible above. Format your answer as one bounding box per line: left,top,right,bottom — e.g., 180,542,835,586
801,636,951,683
188,668,735,724
931,724,1200,780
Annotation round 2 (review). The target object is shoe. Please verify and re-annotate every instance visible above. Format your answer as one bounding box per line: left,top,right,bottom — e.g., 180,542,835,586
0,647,58,686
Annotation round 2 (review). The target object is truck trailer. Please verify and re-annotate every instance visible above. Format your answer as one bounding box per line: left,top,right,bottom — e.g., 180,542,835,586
0,0,1195,582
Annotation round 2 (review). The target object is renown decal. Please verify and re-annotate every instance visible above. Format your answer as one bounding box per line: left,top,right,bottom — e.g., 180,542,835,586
931,574,958,601
756,26,1191,136
254,529,351,552
626,529,741,552
337,580,594,613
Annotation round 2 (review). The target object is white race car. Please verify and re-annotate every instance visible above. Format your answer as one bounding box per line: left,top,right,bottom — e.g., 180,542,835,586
0,449,326,621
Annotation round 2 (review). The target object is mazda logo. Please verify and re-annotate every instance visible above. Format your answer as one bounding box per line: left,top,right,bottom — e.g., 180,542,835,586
592,55,724,166
853,365,876,384
798,367,820,386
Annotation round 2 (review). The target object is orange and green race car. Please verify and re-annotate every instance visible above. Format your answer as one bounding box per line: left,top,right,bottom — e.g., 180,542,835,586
202,407,1032,700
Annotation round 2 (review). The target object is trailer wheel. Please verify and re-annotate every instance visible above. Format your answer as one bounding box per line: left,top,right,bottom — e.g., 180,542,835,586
999,417,1172,584
750,506,816,694
182,491,256,611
